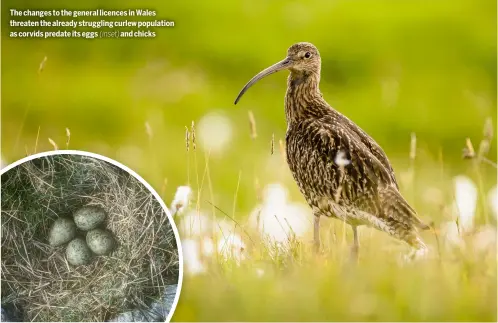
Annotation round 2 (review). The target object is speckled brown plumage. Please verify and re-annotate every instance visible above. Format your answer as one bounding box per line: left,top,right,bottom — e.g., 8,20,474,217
235,42,429,256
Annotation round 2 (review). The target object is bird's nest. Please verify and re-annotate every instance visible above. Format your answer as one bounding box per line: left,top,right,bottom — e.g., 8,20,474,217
1,154,180,322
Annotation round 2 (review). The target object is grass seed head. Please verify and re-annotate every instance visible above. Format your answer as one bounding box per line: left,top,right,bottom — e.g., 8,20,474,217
48,138,58,150
185,126,190,152
191,121,196,151
248,110,257,139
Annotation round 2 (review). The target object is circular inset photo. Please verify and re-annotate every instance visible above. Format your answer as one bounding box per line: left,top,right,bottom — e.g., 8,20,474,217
1,151,182,322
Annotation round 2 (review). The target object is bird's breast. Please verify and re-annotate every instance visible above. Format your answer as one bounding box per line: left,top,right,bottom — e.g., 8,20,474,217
285,124,335,203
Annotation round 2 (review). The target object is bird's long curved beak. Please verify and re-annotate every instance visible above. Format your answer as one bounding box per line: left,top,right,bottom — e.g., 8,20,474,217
234,58,291,105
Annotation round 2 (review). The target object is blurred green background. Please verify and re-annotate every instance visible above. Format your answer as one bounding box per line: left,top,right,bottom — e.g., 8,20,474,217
2,0,497,321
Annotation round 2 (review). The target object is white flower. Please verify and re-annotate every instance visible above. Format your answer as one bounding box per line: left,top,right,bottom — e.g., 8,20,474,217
453,176,477,233
440,221,465,249
181,239,205,275
197,112,233,155
170,186,192,215
178,209,247,265
249,183,311,244
217,232,246,264
216,219,237,238
201,237,215,256
178,210,212,237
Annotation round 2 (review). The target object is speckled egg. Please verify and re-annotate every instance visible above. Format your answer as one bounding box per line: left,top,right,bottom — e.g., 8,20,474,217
86,229,116,255
48,218,77,246
73,206,106,231
66,238,92,266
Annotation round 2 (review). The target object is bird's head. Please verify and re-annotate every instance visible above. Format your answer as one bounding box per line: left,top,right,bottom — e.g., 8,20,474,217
286,42,321,74
234,42,321,104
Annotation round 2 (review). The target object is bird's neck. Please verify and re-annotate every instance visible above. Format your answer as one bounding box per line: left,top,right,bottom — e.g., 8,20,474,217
285,71,327,124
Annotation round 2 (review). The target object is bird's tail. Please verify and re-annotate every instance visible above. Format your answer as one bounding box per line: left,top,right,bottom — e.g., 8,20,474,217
379,186,431,231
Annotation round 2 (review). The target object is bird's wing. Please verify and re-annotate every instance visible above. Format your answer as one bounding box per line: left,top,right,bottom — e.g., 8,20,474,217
312,115,397,189
293,116,427,230
334,113,399,189
377,185,430,231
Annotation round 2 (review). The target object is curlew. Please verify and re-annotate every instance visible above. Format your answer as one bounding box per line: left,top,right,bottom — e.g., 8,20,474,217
234,42,430,259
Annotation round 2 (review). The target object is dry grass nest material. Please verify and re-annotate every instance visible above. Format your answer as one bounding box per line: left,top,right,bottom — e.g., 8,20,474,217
1,154,179,322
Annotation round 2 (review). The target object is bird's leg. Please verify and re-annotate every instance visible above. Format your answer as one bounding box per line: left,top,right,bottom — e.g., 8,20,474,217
313,214,321,253
350,225,359,262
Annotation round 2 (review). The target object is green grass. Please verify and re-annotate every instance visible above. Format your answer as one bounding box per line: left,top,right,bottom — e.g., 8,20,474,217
169,130,496,322
176,245,496,321
1,0,496,321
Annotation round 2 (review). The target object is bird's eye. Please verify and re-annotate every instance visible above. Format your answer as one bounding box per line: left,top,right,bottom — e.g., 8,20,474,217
304,52,311,59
